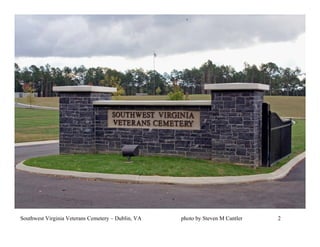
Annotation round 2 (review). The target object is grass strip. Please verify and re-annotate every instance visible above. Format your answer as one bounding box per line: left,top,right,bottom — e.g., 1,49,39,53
23,154,278,177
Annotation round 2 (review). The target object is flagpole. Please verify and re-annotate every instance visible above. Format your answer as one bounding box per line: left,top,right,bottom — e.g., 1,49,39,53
153,52,156,95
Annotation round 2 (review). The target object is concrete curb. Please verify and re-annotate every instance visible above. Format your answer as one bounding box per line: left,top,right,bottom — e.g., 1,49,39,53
16,152,305,185
15,102,58,110
15,140,59,147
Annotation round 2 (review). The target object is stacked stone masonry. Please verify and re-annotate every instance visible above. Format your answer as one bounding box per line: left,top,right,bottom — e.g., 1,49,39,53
54,84,269,166
210,91,264,165
95,105,212,159
59,92,112,154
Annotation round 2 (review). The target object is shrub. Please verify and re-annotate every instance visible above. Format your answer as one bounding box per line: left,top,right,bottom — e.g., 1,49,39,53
168,85,185,100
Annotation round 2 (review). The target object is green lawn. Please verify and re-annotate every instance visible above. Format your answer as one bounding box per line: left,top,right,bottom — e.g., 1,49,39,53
23,152,300,177
291,119,305,154
15,108,59,142
24,154,262,177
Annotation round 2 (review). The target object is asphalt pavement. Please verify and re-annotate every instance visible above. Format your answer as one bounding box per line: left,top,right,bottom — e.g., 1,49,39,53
15,142,305,208
15,141,59,164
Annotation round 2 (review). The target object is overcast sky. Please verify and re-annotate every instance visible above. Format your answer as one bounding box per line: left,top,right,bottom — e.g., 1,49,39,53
15,15,305,73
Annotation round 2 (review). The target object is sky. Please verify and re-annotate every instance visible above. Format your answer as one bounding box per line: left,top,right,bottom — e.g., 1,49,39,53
15,15,305,74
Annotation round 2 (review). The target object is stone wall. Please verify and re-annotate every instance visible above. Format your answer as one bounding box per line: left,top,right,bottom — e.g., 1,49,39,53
95,105,212,159
53,83,269,166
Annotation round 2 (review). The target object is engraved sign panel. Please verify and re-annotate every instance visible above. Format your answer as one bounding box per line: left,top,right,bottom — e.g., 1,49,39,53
108,110,200,130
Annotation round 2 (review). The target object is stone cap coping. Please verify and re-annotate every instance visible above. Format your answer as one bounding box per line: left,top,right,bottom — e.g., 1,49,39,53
204,83,269,91
52,85,117,93
93,100,211,106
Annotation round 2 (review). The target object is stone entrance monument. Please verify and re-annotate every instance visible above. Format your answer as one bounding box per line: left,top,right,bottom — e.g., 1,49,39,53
53,83,269,166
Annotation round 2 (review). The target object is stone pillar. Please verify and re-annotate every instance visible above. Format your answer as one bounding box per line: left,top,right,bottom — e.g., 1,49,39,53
52,86,116,154
204,83,269,166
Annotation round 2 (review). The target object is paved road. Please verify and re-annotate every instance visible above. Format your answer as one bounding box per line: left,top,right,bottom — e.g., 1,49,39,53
15,143,305,208
15,143,59,164
15,102,58,110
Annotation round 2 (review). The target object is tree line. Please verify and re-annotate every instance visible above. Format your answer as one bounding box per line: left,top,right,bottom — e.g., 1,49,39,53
15,60,305,97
